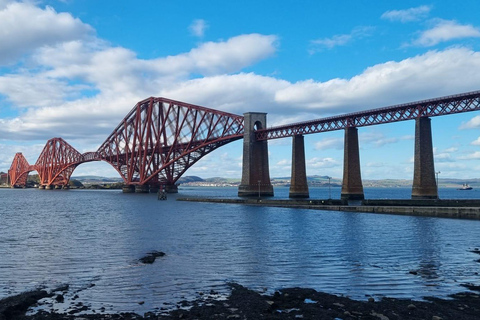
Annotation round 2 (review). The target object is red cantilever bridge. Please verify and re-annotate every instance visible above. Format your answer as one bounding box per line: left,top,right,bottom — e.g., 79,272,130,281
8,97,245,192
8,90,480,196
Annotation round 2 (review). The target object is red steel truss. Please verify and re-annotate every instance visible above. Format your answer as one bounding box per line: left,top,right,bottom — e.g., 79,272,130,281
97,97,244,186
8,98,244,188
257,90,480,140
8,90,480,188
34,138,84,187
8,153,35,187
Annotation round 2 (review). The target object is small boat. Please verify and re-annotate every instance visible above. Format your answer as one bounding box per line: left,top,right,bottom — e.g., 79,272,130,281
458,183,473,190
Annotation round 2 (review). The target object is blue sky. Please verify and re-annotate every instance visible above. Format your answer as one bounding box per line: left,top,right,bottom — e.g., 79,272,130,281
1,0,480,181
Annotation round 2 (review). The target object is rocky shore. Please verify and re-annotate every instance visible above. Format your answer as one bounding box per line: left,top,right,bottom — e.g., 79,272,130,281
1,282,479,320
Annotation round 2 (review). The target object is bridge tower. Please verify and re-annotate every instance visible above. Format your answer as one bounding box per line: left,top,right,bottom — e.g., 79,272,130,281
341,127,364,201
412,117,438,199
238,113,273,197
289,135,309,198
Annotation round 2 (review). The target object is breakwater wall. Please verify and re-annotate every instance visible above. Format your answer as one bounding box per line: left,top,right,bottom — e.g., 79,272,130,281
177,198,480,220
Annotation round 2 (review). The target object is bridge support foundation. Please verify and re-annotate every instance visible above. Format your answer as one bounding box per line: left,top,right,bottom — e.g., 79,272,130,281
289,135,309,198
165,184,178,193
341,127,364,201
238,113,274,197
149,185,159,193
412,117,438,199
135,185,150,193
122,185,135,193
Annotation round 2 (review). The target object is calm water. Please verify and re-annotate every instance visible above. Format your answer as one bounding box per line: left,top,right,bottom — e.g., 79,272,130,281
1,186,480,314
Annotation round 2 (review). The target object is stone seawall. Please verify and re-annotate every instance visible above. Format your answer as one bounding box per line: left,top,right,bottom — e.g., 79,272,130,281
177,198,480,220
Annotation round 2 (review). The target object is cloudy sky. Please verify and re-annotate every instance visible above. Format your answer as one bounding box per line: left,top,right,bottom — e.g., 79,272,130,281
1,0,480,181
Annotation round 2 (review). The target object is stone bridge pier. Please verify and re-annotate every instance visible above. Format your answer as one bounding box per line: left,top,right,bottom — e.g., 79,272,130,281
238,113,274,197
341,127,365,201
412,117,438,199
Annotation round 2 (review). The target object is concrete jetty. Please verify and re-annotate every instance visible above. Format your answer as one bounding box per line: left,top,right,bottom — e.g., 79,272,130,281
177,198,480,220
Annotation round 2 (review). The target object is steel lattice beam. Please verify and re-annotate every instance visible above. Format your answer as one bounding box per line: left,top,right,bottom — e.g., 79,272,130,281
34,138,84,186
257,90,480,140
8,153,34,187
96,97,244,186
9,90,480,188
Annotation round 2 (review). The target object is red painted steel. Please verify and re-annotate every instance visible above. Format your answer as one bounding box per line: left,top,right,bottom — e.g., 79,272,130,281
8,90,480,188
9,98,244,188
257,90,480,140
34,138,84,187
8,153,34,187
96,97,244,186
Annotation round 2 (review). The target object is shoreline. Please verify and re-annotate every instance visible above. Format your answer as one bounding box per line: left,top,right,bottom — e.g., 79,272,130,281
1,283,479,319
177,198,480,220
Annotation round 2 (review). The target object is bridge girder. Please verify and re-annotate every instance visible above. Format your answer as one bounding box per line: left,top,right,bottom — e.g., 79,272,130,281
257,90,480,140
8,153,33,187
96,97,244,186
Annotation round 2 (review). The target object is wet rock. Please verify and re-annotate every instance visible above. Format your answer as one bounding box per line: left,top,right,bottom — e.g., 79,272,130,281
0,289,51,320
461,283,480,292
54,294,64,303
471,248,480,255
407,303,416,310
139,255,156,264
371,310,389,320
139,251,166,264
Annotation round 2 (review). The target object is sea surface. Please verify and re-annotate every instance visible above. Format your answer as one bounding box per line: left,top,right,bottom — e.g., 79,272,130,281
1,186,480,314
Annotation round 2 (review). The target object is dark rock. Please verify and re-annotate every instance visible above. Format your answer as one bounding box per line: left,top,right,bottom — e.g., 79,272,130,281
139,251,166,264
54,294,64,303
461,283,480,292
139,255,156,264
0,289,51,320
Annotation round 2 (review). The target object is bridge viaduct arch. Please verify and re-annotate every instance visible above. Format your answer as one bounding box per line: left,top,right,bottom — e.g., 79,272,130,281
240,90,480,200
8,90,480,200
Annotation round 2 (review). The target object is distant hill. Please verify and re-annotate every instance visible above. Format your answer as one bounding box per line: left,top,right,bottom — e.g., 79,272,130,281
178,176,204,183
71,176,124,184
70,175,480,188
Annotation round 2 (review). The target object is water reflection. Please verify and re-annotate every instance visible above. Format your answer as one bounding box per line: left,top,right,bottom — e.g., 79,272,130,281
1,187,480,314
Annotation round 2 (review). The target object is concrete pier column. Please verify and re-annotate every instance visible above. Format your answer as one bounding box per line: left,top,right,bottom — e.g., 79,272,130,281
165,184,178,193
289,135,309,198
135,184,150,193
412,117,438,199
341,127,364,201
238,112,274,197
122,185,135,193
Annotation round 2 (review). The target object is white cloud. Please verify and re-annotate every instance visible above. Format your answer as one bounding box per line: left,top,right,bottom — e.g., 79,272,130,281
314,137,343,150
381,5,431,23
435,152,454,162
306,157,340,169
413,20,480,47
457,151,480,160
0,2,93,65
190,19,208,37
471,137,480,146
460,115,480,129
275,48,480,113
160,73,289,114
0,33,279,140
310,26,374,52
